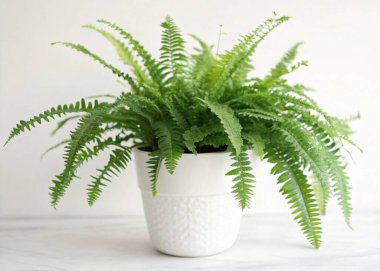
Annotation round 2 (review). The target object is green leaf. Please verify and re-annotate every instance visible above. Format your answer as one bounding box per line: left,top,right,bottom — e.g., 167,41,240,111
146,152,163,196
236,108,283,122
5,99,101,146
159,16,187,83
276,120,331,209
52,42,138,91
226,149,255,209
83,24,151,86
183,123,222,153
87,147,131,206
244,133,265,160
264,42,306,84
51,115,82,136
97,19,164,88
204,100,243,155
153,121,183,174
312,177,326,216
267,145,322,249
49,107,111,207
40,139,71,159
208,15,290,99
324,144,353,227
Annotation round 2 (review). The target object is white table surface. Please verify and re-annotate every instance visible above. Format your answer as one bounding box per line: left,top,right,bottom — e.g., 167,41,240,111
1,212,379,271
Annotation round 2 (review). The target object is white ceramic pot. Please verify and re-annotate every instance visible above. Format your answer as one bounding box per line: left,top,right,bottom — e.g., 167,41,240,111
134,148,242,257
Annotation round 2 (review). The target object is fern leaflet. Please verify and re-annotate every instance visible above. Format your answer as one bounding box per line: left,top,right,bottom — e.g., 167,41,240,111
153,121,183,174
159,16,187,83
87,147,131,206
146,152,163,196
5,99,101,145
226,149,255,209
204,100,243,155
267,145,322,249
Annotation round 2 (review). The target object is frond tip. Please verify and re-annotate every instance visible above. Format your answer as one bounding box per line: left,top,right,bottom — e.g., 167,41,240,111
226,149,255,209
267,146,322,249
87,148,131,206
4,99,100,146
147,152,163,196
153,121,183,174
204,100,243,155
160,16,187,82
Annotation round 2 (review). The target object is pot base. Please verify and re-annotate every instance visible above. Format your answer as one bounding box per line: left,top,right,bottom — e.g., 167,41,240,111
141,191,242,257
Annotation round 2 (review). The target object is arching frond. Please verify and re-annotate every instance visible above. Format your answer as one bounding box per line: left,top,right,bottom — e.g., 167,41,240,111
226,149,255,209
146,152,163,196
208,15,290,99
267,145,322,249
159,16,187,83
51,42,138,91
5,99,101,145
203,100,243,155
83,24,152,87
87,147,131,206
96,19,164,87
153,121,183,174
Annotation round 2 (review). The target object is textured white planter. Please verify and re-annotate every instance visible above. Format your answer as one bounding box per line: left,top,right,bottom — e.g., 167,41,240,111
134,149,242,257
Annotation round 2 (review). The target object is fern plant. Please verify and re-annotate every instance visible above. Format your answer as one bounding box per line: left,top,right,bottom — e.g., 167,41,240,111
5,15,359,249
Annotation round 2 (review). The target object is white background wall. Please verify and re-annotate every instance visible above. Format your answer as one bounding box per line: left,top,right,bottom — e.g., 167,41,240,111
0,0,379,218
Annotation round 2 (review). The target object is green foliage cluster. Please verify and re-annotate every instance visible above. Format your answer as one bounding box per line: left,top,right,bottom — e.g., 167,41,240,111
5,15,359,248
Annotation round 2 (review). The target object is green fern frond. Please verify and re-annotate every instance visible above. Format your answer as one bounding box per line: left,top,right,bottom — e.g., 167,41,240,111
183,123,222,154
264,42,305,83
76,136,127,165
323,141,353,226
203,100,243,155
5,99,101,146
120,94,162,125
128,95,162,117
86,94,117,100
267,145,322,249
159,16,187,84
189,34,210,51
183,126,205,154
226,92,275,110
276,121,331,206
189,34,216,89
51,42,138,91
243,133,265,160
283,109,353,224
281,87,361,151
82,24,151,86
312,177,327,216
199,133,229,149
153,121,183,174
146,152,163,196
50,106,112,207
96,19,164,87
40,139,71,159
51,115,82,135
208,15,289,99
236,108,283,122
226,149,255,209
167,99,189,130
87,147,131,206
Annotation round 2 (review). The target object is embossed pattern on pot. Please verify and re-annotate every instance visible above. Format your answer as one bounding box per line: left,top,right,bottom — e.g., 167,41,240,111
141,191,242,257
134,149,246,257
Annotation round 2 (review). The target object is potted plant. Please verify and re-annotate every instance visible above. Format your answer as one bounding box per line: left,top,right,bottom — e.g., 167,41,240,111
5,15,359,257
